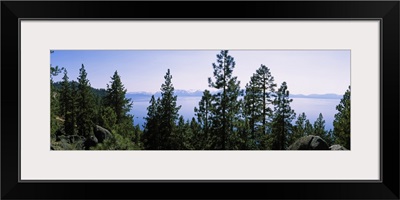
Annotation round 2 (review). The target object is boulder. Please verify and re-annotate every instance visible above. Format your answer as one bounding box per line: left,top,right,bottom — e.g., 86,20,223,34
288,135,329,150
329,144,348,150
56,134,85,144
58,135,70,143
84,135,99,150
94,125,112,143
55,129,65,141
68,135,85,143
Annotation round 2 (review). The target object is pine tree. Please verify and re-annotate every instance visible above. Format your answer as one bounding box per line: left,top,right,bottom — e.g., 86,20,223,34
252,65,277,135
104,70,133,125
143,95,161,150
99,107,117,132
194,90,213,149
208,50,241,150
59,69,69,118
325,129,334,147
76,64,95,137
271,82,296,150
158,69,181,149
50,53,63,136
304,119,314,135
190,117,203,149
235,99,252,150
243,77,260,149
175,116,193,150
333,86,351,149
68,83,78,136
313,113,327,137
243,65,276,149
59,69,77,135
290,112,308,144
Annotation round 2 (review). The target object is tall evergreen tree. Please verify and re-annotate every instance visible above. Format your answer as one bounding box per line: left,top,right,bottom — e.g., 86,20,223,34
68,82,78,135
333,86,351,149
243,77,260,149
104,70,133,125
190,117,203,149
194,90,213,149
252,65,277,135
243,65,276,149
59,69,69,118
290,112,308,144
313,113,327,137
76,64,96,137
234,99,252,150
158,69,181,149
304,119,314,136
175,116,193,150
271,82,296,150
143,95,161,150
50,51,63,135
208,50,241,150
59,69,76,135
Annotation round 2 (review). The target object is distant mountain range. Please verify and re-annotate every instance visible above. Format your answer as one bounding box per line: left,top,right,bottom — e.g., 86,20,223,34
126,90,342,99
126,90,204,99
289,93,342,99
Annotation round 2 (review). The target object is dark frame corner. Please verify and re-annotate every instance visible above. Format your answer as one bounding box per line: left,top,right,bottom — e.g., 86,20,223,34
1,1,399,199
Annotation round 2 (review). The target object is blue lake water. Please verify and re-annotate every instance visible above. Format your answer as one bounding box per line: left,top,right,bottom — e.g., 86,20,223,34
129,96,341,131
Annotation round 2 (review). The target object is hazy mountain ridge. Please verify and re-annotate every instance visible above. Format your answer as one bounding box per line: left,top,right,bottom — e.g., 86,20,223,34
53,82,341,100
126,90,342,99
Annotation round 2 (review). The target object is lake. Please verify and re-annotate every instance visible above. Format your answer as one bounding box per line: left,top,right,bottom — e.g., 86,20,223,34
129,96,341,131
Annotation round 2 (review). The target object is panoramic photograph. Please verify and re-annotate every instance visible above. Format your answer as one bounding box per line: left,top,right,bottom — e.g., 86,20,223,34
50,50,350,150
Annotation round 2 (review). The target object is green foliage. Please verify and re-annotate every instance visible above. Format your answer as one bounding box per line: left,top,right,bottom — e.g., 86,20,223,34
114,116,136,140
99,106,117,131
76,64,96,137
50,51,63,136
92,133,140,150
59,69,69,118
252,65,277,135
313,113,326,137
271,82,296,150
311,113,334,146
141,70,183,150
51,137,84,150
243,65,277,149
51,63,143,150
304,119,314,136
190,117,204,149
325,129,334,146
243,77,261,149
333,86,351,149
290,112,308,145
104,71,133,124
194,90,213,149
142,95,161,149
208,50,242,150
174,116,194,150
50,66,63,81
59,69,77,135
158,69,181,149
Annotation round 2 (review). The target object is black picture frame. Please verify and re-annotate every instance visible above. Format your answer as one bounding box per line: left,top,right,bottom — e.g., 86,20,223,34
1,1,399,199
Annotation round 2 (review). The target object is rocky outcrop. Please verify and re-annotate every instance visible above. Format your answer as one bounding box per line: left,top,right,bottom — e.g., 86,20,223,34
94,125,112,143
84,135,99,150
329,145,348,150
288,135,329,150
52,124,113,150
57,134,85,143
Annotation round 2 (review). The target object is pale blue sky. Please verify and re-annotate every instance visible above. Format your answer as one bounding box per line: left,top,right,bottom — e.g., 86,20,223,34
51,50,350,95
